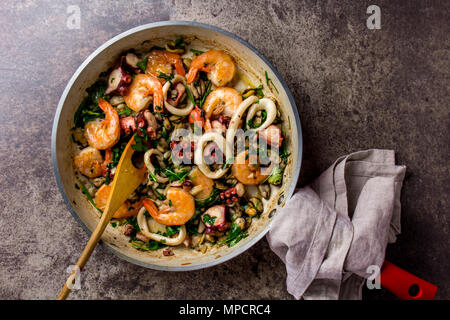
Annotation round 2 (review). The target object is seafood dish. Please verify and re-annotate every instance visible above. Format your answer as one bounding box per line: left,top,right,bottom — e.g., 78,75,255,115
71,36,291,257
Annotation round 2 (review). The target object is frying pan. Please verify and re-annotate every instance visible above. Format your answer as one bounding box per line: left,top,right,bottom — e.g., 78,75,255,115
52,21,303,271
52,21,436,299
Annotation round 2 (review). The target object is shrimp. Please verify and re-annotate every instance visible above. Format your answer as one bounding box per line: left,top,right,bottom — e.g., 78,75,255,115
203,87,242,119
123,74,164,113
146,49,185,80
232,150,274,185
84,98,120,150
74,146,104,178
143,188,195,226
137,207,187,246
94,184,143,219
186,50,236,87
189,167,215,200
101,149,113,175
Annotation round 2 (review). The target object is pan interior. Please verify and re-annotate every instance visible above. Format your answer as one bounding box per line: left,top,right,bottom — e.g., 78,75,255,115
53,22,301,270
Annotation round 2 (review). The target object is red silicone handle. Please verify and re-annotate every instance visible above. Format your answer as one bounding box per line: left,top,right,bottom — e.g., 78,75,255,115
380,260,437,300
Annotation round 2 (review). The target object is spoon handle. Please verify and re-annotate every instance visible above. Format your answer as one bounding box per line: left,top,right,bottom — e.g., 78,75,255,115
57,136,146,300
57,210,112,300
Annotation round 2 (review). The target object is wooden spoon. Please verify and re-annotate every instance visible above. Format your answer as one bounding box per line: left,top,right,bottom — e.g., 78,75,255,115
57,136,147,300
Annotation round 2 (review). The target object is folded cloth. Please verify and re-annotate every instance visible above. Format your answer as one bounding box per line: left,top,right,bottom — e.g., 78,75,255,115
266,149,406,299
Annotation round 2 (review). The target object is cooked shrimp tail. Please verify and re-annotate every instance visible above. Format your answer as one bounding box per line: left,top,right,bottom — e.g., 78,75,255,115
142,188,195,226
124,74,164,113
84,98,120,150
186,50,236,87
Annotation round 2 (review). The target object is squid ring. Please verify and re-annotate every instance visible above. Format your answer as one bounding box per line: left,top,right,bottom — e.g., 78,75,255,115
194,131,229,179
245,98,277,132
144,149,169,183
225,95,258,160
162,75,194,116
137,207,187,246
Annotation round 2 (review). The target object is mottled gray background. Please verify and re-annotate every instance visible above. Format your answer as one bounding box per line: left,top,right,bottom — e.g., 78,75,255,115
0,0,448,300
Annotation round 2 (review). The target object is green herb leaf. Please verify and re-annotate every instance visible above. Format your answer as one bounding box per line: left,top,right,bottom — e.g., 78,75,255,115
152,188,166,201
195,188,220,208
242,85,264,99
132,132,149,152
77,179,102,214
279,139,291,161
247,109,267,129
265,71,279,93
161,167,190,183
137,56,148,73
73,80,108,128
190,48,205,55
184,84,196,106
222,224,248,247
157,72,174,82
130,240,167,251
118,105,132,116
222,156,235,170
202,214,216,225
148,171,158,182
173,36,188,49
198,80,212,108
165,226,180,237
267,166,284,185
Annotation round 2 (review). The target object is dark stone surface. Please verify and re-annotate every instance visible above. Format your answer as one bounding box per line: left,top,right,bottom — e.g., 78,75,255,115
0,0,448,299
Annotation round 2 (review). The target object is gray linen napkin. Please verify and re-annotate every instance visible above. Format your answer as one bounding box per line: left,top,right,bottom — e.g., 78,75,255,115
266,149,406,299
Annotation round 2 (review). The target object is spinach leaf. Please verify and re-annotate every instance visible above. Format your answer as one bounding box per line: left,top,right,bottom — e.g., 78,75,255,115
73,80,108,128
136,56,148,73
223,224,248,247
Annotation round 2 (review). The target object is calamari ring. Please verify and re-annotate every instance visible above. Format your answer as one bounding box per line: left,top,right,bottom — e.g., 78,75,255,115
194,131,228,179
162,75,194,116
137,207,187,246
